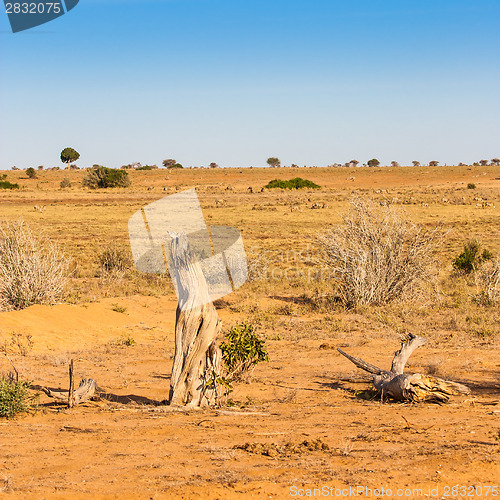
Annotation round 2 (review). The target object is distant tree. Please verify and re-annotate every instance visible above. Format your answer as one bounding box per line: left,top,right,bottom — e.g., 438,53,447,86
11,166,20,171
412,161,420,167
391,161,399,167
209,162,219,169
167,163,183,169
479,160,489,166
162,159,177,168
37,165,44,171
429,161,439,167
349,160,359,167
26,167,36,179
491,158,500,166
60,147,80,170
266,157,281,168
367,158,380,168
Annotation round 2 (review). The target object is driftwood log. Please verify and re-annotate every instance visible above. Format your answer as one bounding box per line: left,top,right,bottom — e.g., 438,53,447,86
338,334,470,403
168,233,222,407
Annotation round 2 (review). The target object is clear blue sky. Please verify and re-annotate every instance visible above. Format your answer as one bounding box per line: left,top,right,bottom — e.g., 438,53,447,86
1,0,499,169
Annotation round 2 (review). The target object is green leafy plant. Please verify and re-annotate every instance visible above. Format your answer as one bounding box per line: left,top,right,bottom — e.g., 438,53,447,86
219,322,269,381
0,181,19,190
452,240,493,274
120,336,135,346
25,167,36,179
112,304,127,314
0,376,39,419
264,177,320,190
83,166,131,189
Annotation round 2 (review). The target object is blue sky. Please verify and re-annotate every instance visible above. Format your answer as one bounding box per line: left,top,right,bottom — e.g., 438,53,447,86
0,0,499,169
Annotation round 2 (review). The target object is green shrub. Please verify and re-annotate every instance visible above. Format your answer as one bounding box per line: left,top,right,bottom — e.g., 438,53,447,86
452,240,493,274
0,377,39,419
0,181,20,190
167,163,183,169
264,177,320,190
136,165,158,170
83,166,130,189
467,183,476,189
26,167,36,179
119,335,135,346
220,322,269,381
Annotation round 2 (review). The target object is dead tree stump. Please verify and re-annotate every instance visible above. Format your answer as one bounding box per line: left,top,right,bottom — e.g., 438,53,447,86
338,334,470,403
43,378,97,406
168,233,222,407
42,360,97,406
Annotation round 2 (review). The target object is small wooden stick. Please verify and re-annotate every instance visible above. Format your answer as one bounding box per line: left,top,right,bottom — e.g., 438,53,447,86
68,359,75,408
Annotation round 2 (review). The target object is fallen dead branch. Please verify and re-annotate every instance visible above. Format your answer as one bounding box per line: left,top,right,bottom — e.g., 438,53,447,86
338,334,470,403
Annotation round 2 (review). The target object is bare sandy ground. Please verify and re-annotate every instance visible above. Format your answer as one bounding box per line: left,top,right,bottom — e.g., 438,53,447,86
0,296,498,499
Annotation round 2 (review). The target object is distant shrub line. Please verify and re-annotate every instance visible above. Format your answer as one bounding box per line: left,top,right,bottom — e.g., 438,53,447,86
265,177,321,190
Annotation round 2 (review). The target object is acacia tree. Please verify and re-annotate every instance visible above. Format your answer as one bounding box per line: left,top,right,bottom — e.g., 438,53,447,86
391,161,399,167
479,160,489,166
491,158,500,166
412,161,420,167
209,162,219,169
60,148,80,170
266,157,281,168
429,160,439,167
367,158,380,167
163,159,177,168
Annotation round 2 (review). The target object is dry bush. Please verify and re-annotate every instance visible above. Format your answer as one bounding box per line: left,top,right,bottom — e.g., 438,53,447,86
96,245,131,279
0,221,67,311
475,258,500,305
318,198,443,308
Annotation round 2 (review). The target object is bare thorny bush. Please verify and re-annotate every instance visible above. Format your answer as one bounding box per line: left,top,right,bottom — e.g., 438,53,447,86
474,258,500,305
0,220,67,311
318,198,443,309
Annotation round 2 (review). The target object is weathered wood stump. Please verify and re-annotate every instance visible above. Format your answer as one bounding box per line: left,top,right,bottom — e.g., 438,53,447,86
167,233,222,407
338,334,470,403
43,379,97,406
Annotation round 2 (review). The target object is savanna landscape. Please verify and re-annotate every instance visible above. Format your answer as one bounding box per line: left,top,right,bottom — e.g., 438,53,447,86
0,164,499,499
